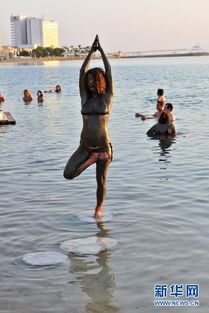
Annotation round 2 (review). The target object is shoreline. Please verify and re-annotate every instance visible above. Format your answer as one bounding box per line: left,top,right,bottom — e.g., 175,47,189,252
0,56,91,65
1,52,209,65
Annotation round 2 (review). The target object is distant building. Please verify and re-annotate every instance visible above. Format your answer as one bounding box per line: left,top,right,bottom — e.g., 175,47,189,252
189,45,204,53
10,15,59,49
26,17,42,47
42,21,59,47
0,46,17,60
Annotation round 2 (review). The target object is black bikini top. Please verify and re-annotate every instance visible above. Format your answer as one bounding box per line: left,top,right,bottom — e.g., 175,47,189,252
80,91,112,115
81,112,109,115
81,101,110,115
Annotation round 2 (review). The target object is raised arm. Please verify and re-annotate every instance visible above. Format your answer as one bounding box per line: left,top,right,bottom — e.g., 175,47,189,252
97,36,114,95
79,36,98,97
141,115,155,120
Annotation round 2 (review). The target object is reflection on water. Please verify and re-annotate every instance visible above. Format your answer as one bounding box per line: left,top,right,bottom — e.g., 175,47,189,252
43,61,60,66
15,60,61,67
69,222,120,313
149,136,176,166
0,125,5,133
158,137,176,161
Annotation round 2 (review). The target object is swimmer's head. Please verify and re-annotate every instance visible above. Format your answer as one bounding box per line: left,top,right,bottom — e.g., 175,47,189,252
157,89,164,96
85,67,106,95
164,103,173,112
55,85,61,92
159,112,170,124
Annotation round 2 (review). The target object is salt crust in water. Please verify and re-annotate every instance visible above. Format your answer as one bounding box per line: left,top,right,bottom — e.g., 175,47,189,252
77,213,112,223
60,236,117,254
22,251,68,266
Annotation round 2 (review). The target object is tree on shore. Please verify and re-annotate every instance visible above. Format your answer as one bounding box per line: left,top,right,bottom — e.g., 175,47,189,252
32,46,64,58
29,44,93,58
62,45,91,56
18,50,31,57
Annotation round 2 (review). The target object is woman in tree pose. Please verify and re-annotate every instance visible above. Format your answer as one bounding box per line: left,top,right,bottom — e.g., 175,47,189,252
63,35,114,219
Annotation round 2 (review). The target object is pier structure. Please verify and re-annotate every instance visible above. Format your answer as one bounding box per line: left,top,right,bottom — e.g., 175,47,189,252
108,46,209,58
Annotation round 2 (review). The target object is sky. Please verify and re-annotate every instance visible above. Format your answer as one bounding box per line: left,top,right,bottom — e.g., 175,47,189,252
1,0,209,52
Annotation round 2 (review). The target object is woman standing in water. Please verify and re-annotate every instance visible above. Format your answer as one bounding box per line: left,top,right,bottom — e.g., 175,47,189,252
37,90,44,103
63,35,114,219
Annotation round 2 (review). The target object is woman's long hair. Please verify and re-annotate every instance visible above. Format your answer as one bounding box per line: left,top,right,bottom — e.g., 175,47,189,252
37,90,43,97
85,67,107,95
24,89,32,98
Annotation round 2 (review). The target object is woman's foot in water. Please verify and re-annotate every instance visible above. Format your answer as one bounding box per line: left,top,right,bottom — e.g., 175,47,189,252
93,205,102,219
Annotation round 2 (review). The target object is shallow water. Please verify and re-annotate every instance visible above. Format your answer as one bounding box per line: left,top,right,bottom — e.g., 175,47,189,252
1,56,209,312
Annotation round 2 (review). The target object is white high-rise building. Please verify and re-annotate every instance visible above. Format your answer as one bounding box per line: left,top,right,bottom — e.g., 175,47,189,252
10,15,28,47
42,21,59,47
10,15,59,49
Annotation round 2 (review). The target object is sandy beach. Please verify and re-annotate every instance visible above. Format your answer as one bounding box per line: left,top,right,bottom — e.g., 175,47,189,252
0,55,117,65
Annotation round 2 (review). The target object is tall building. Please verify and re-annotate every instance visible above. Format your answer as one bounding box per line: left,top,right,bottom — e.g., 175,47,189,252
10,15,59,49
42,21,59,48
26,17,42,46
10,15,28,47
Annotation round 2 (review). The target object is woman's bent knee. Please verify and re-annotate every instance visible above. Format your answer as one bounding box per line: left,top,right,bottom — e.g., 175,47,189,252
63,168,75,180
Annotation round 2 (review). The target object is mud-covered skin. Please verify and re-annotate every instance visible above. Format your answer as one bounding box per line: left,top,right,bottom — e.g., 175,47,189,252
63,35,114,219
80,114,110,148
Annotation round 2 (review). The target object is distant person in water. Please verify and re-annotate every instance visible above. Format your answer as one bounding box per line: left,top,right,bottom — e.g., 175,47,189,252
0,92,6,103
164,102,175,122
63,35,114,219
37,90,44,103
23,89,33,103
44,84,61,93
157,88,166,106
55,85,61,92
136,101,164,120
146,112,176,136
135,88,166,119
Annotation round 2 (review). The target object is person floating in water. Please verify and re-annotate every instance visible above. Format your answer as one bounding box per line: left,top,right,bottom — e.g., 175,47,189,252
23,89,33,103
146,112,176,136
63,35,114,219
37,90,44,103
135,88,166,119
44,84,61,93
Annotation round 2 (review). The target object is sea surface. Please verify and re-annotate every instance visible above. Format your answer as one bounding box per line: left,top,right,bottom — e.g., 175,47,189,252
0,56,209,313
